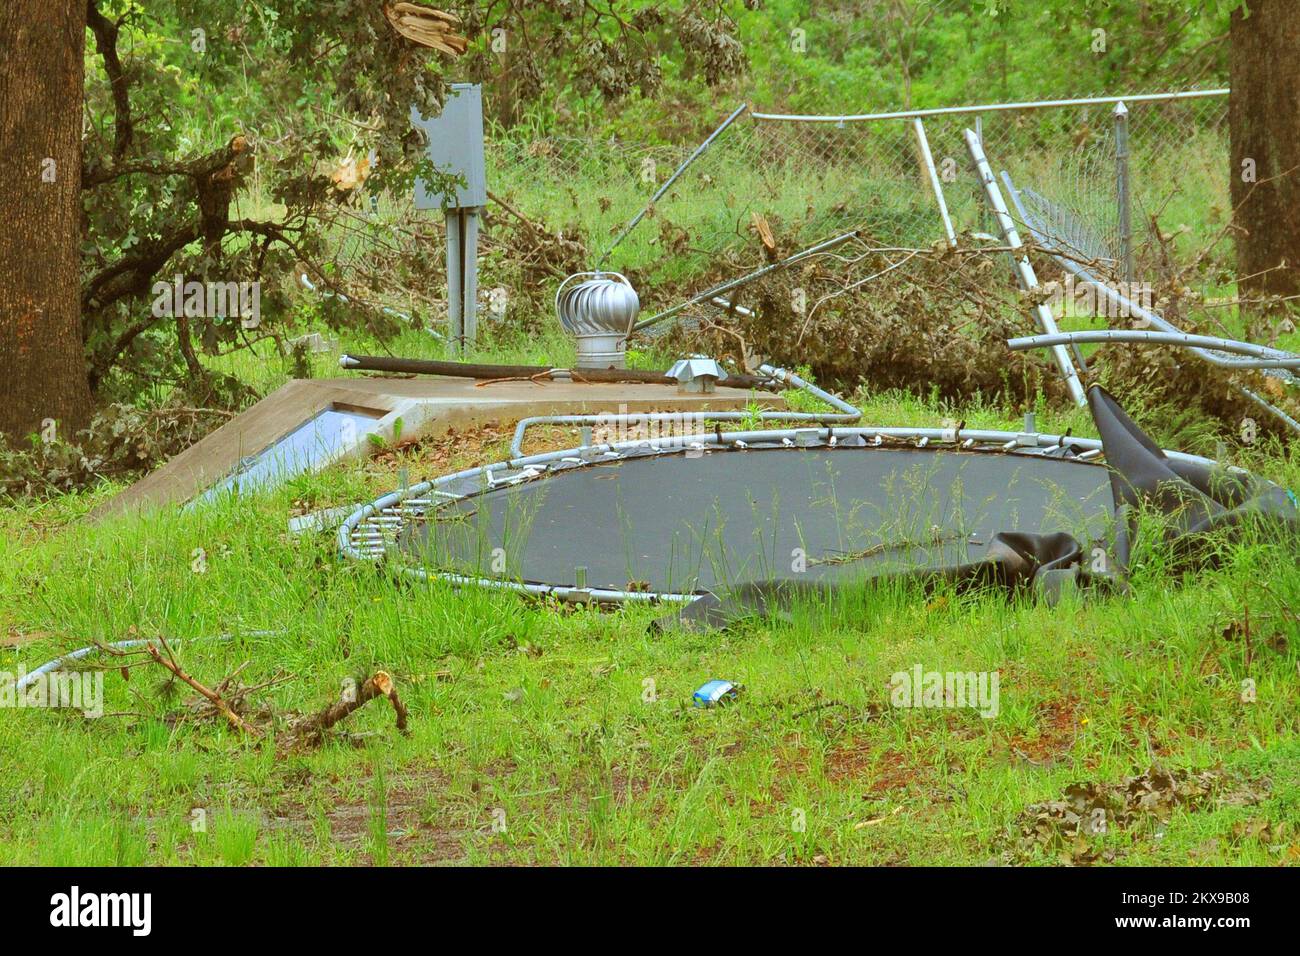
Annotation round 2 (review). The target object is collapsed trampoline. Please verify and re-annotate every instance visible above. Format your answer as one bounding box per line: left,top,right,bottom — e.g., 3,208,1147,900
339,381,1298,627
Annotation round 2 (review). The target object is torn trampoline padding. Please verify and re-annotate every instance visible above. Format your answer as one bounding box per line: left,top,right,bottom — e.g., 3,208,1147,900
654,387,1300,629
341,385,1298,628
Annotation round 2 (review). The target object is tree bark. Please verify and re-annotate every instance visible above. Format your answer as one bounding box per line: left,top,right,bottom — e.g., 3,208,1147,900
1229,0,1300,307
0,0,93,440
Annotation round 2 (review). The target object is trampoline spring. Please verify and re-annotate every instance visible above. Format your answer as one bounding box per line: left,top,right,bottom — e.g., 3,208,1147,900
1079,448,1104,461
961,438,976,449
734,439,748,449
917,436,930,447
1002,440,1018,451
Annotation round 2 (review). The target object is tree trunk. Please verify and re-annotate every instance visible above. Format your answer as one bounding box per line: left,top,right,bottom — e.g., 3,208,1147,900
0,0,93,441
1229,0,1300,309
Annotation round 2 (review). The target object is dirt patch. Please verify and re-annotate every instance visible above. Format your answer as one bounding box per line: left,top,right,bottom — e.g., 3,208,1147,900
608,764,652,806
272,766,469,865
1007,695,1081,766
362,410,722,493
826,743,922,795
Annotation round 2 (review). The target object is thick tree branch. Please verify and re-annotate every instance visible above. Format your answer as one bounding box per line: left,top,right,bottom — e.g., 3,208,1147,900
84,215,309,387
85,0,133,166
88,313,160,391
82,136,250,313
82,220,201,314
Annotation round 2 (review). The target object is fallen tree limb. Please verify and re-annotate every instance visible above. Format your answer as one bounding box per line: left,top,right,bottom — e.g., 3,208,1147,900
142,641,263,738
285,671,409,749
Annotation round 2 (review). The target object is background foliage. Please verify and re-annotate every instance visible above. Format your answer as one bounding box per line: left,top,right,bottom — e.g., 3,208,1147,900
0,0,1259,494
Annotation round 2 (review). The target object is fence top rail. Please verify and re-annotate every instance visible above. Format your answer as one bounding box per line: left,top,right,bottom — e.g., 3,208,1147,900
750,88,1229,124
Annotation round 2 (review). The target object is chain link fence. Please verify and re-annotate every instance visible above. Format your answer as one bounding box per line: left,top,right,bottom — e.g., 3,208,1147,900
315,90,1229,333
485,90,1227,311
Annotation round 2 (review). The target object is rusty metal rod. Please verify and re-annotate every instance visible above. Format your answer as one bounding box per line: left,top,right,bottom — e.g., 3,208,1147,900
338,354,773,389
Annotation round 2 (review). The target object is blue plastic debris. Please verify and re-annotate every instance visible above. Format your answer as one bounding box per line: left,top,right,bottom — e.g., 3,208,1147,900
693,679,741,707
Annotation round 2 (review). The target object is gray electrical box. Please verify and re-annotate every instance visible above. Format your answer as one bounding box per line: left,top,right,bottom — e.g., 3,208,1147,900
411,83,486,210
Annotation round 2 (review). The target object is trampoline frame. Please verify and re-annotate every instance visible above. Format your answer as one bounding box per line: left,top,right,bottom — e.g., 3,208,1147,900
338,419,1233,606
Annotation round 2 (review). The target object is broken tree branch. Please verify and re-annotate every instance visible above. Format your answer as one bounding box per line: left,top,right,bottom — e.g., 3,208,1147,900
142,640,263,738
286,671,409,748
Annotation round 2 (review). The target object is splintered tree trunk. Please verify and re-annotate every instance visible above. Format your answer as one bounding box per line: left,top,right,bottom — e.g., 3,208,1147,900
0,0,93,441
1229,0,1300,309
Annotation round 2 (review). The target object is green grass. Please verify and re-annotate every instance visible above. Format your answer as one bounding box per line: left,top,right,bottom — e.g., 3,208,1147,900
7,105,1296,866
2,384,1297,866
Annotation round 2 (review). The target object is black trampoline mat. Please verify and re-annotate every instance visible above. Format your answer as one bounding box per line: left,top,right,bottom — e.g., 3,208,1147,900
404,447,1117,594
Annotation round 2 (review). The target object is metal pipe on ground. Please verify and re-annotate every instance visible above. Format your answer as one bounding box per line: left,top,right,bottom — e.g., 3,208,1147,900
508,363,861,457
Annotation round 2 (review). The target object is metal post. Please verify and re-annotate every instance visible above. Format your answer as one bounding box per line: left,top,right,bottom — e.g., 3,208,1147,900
445,210,463,351
912,118,956,247
1114,101,1133,284
974,115,988,236
963,129,1087,406
462,208,480,349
